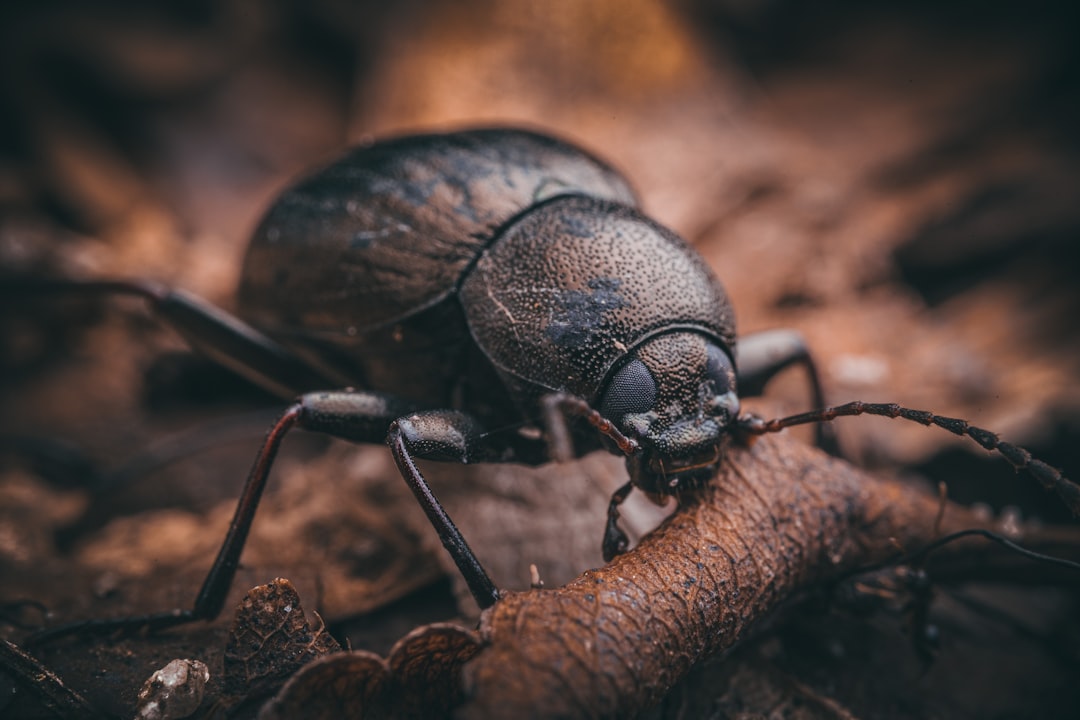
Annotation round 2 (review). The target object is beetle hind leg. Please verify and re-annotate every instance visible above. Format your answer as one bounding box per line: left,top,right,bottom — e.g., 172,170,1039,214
27,403,305,645
9,275,341,399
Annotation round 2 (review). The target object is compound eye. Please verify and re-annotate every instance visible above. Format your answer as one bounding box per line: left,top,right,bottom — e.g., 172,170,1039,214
705,344,736,395
706,344,739,418
600,358,658,420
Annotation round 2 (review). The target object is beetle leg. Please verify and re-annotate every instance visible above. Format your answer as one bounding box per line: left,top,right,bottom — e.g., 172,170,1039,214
11,277,341,398
28,403,305,644
28,390,506,644
270,394,503,608
735,329,839,455
385,410,502,608
540,393,577,462
602,480,635,562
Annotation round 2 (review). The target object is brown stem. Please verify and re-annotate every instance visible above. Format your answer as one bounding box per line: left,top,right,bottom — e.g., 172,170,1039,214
459,436,1079,718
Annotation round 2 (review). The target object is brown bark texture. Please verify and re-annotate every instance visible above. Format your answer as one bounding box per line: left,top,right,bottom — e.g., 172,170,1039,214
459,436,1068,719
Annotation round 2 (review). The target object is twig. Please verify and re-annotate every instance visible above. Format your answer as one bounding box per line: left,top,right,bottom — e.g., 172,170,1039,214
459,436,1080,718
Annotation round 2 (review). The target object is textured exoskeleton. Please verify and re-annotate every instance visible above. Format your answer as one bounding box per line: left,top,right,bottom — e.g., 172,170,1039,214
14,129,890,642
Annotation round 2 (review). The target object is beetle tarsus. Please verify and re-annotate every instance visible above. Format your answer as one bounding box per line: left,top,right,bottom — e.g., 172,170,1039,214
26,609,198,647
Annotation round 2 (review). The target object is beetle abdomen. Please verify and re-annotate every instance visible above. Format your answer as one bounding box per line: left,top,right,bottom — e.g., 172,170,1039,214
460,195,736,410
237,129,636,342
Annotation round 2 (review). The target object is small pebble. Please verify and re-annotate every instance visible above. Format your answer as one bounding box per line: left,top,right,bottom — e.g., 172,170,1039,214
134,659,210,720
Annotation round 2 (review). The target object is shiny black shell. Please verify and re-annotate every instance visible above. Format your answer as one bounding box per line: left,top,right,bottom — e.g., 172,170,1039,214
460,196,735,409
236,128,735,419
239,129,634,334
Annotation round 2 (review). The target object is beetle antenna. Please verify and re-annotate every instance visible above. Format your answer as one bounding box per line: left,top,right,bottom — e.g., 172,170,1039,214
850,527,1080,578
736,401,1080,515
541,393,640,461
904,528,1080,572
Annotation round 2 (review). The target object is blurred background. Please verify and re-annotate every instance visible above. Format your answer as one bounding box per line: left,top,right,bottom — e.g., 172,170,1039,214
1,0,1078,716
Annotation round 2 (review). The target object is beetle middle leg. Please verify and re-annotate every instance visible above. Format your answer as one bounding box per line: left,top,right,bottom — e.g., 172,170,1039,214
246,395,512,609
28,389,518,644
27,405,307,644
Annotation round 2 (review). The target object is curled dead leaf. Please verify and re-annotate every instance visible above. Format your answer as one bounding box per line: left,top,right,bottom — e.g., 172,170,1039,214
258,622,483,718
387,623,484,718
258,651,391,720
232,438,1080,719
221,578,341,705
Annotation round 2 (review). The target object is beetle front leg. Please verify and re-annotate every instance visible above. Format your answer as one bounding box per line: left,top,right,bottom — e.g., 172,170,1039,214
736,329,839,455
602,480,635,562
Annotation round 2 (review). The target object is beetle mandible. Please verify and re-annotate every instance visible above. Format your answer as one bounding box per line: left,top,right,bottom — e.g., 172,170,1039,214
26,127,1079,642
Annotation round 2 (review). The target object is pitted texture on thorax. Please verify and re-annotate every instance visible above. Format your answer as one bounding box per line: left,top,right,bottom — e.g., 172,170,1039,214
237,129,635,340
460,196,736,409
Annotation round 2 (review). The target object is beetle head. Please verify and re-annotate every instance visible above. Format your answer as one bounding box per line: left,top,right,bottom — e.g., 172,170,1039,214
597,331,739,495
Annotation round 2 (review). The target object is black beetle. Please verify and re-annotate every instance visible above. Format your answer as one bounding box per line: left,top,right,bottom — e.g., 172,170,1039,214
22,127,1079,641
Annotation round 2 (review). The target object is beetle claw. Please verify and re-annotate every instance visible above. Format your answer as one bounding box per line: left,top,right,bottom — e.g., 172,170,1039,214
602,480,635,562
602,523,630,562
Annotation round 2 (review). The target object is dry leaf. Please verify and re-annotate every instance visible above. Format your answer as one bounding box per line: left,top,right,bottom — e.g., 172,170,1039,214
221,578,341,704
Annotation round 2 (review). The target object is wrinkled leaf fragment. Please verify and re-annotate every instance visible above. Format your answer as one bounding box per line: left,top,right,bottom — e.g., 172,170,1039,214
222,578,341,702
387,623,484,718
258,650,391,720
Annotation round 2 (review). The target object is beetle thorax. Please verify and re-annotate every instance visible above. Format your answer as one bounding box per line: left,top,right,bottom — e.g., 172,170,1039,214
459,195,736,417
